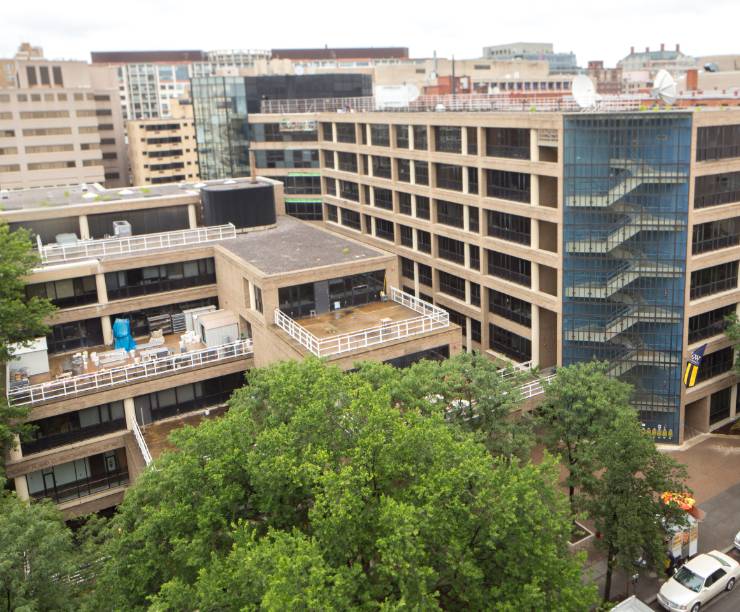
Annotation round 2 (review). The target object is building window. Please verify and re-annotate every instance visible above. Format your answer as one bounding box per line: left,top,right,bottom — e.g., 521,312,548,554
372,155,392,179
438,270,466,300
695,172,740,209
489,325,532,361
327,204,338,222
336,123,356,143
397,158,411,182
489,288,532,326
418,263,433,286
417,230,432,254
697,347,734,383
400,225,413,247
322,123,333,141
471,318,481,342
396,125,409,148
487,250,531,286
696,124,740,161
254,286,263,313
105,258,216,300
709,387,732,425
486,169,531,202
467,127,478,155
485,127,530,159
438,236,465,265
25,276,98,308
437,200,464,228
486,210,531,244
470,282,481,307
469,245,480,270
337,151,357,173
325,177,336,196
413,125,428,150
370,124,390,146
468,167,479,194
414,160,429,185
398,192,412,215
435,163,464,191
416,196,430,219
375,218,394,241
401,257,415,279
26,66,37,86
323,150,335,168
340,208,361,230
692,217,740,254
374,187,393,210
434,126,462,153
689,304,736,343
468,206,479,233
690,261,738,299
339,180,359,201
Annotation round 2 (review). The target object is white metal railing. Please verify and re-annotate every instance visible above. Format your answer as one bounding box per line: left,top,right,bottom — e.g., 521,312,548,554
7,339,253,407
274,287,449,358
39,224,237,265
519,373,557,400
131,420,153,466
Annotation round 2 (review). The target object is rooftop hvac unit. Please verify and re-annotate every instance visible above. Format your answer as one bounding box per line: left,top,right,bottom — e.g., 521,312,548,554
55,233,79,245
112,220,132,237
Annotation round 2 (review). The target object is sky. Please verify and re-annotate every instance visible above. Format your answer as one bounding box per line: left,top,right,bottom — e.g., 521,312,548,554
3,0,740,66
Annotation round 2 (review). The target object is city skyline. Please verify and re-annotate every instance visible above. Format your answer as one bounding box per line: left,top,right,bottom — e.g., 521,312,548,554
3,0,739,66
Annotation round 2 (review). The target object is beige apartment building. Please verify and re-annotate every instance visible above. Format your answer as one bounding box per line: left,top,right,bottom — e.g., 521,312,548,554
248,98,740,445
2,178,460,517
0,44,127,189
127,98,199,185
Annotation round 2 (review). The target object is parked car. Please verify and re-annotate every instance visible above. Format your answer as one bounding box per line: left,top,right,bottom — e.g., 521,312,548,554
734,530,740,551
657,550,739,611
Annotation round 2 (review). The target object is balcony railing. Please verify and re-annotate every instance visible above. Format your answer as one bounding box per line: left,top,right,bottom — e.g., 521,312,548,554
21,418,126,456
132,420,153,466
273,287,450,358
39,224,237,265
7,339,253,407
30,470,129,504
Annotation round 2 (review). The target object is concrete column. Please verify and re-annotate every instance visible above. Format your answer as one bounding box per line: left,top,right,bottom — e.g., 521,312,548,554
531,217,540,250
410,158,416,183
79,214,90,239
531,306,541,367
14,476,29,502
731,384,739,419
409,124,415,150
413,262,420,296
465,316,473,353
462,168,470,194
8,434,23,462
461,128,468,155
532,262,540,292
123,397,137,430
187,204,198,229
531,174,540,207
530,128,539,162
101,315,113,346
95,273,108,304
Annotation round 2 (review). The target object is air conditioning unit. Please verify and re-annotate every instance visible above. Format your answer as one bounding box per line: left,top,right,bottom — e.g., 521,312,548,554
112,220,132,237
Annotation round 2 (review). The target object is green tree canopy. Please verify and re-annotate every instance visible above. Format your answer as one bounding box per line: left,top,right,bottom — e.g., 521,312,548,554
0,493,79,612
87,358,596,610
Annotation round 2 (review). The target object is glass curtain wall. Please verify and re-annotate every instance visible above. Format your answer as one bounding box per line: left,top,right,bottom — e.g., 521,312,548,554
192,76,250,179
563,114,691,443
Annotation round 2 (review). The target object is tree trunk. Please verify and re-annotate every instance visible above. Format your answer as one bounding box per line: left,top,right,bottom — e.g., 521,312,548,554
604,555,614,602
568,484,575,514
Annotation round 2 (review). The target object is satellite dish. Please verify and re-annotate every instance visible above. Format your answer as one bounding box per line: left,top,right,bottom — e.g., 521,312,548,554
374,84,420,110
652,69,677,105
294,64,305,76
572,75,597,108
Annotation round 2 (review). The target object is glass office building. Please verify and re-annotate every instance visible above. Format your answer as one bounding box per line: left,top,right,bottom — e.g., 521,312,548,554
192,76,250,180
562,114,692,442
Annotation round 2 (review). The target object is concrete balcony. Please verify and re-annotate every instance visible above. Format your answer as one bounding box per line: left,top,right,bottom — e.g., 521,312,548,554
273,287,450,358
7,337,253,407
39,224,236,265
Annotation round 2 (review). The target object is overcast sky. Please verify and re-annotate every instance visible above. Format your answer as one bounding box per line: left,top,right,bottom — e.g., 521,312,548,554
3,0,739,66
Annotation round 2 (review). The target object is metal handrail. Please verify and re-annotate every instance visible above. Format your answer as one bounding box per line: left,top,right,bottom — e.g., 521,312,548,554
39,224,237,265
131,420,153,466
274,287,450,358
7,339,254,407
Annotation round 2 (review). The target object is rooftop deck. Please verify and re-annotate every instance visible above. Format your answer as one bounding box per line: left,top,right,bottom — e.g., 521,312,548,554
274,287,450,358
142,406,228,460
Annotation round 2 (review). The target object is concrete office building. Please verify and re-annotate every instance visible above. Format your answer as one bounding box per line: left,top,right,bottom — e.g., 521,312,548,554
127,98,199,185
2,178,460,517
483,43,579,75
0,44,127,189
247,95,740,444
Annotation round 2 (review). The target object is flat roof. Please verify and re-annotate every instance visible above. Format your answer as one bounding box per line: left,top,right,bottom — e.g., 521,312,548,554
0,178,264,211
220,216,389,276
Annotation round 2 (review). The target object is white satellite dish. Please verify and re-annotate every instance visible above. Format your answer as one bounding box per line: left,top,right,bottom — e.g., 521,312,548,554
652,69,677,105
572,75,597,108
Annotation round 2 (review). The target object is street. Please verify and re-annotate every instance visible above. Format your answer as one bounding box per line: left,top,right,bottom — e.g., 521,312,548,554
650,548,740,611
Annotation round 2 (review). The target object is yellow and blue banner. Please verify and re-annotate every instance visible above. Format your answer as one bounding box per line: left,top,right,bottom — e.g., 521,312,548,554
683,344,707,388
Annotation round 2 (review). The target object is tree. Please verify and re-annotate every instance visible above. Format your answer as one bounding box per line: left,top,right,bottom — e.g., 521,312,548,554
0,222,55,468
0,492,79,611
582,411,690,601
87,358,597,610
726,313,740,372
536,361,635,514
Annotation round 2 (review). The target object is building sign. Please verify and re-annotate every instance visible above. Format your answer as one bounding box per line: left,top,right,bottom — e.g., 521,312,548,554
279,119,317,132
683,344,707,388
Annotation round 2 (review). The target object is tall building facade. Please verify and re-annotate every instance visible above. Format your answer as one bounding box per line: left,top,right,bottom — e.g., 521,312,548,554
246,101,740,444
0,45,127,188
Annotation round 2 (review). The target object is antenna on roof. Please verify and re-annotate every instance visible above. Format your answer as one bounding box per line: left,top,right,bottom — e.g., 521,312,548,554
652,69,677,105
571,74,597,109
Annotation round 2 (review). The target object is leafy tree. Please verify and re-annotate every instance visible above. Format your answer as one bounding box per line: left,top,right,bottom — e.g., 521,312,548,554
0,222,55,469
88,358,597,610
0,492,79,611
582,411,690,601
537,361,634,513
725,313,740,372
